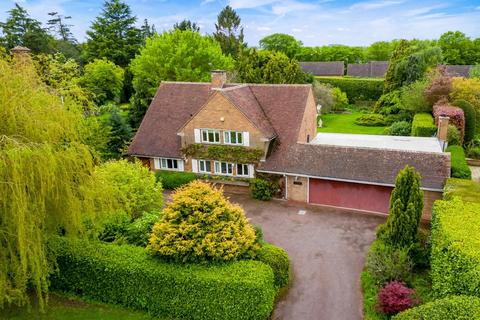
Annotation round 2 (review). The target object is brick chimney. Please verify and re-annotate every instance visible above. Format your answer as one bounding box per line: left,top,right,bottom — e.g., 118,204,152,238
211,70,226,89
437,116,449,141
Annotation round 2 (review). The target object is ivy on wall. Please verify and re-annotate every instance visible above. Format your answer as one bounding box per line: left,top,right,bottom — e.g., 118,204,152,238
182,144,264,164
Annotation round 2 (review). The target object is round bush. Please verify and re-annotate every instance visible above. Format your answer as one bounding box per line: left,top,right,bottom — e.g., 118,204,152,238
447,124,461,146
250,178,275,201
147,181,258,262
256,243,290,289
389,121,412,136
469,146,480,159
377,281,417,315
355,114,386,126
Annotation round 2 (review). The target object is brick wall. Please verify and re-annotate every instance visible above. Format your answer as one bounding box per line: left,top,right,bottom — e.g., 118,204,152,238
286,175,308,202
297,89,317,143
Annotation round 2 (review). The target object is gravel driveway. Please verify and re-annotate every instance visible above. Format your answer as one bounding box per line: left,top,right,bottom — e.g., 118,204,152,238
227,193,386,320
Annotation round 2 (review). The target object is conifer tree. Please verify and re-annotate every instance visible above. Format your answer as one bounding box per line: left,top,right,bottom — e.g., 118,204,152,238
107,107,132,158
213,5,245,57
173,19,200,32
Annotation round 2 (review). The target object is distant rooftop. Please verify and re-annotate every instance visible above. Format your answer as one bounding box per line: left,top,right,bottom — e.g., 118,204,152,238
311,133,443,153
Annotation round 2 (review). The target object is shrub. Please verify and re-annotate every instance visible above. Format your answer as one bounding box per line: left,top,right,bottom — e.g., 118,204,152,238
393,295,480,320
470,65,480,78
98,212,131,243
443,178,480,204
49,237,276,320
433,103,465,143
354,114,386,126
253,224,264,242
469,146,480,159
431,198,480,298
388,121,411,136
450,77,480,132
447,125,461,146
400,80,430,113
256,243,290,289
453,99,477,143
155,170,197,190
424,67,452,106
94,160,163,219
250,178,275,201
81,58,124,105
331,87,349,111
377,166,423,248
147,181,258,263
313,81,335,113
384,110,413,125
411,113,437,137
315,76,384,102
374,90,402,115
377,281,417,316
365,240,413,285
125,211,161,247
446,145,472,179
361,271,388,320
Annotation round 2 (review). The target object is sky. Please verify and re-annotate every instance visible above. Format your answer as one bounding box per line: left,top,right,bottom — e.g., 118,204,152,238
1,0,480,46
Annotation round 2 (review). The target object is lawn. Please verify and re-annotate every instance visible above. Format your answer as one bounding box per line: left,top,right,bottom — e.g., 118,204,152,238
317,112,387,135
1,293,156,320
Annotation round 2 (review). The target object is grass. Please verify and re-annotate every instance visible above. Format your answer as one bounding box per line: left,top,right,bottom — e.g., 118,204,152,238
317,112,387,135
1,293,156,320
443,178,480,203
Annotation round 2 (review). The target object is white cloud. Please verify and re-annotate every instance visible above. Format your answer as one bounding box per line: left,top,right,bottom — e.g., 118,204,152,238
349,0,405,11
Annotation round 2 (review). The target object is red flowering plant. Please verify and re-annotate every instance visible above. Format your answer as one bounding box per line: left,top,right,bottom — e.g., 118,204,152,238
377,280,418,315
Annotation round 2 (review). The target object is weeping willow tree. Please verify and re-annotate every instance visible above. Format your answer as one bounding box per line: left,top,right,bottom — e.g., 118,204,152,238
0,53,109,310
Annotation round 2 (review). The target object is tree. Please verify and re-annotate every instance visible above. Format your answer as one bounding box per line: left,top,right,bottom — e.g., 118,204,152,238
259,33,302,59
0,52,111,309
173,19,200,32
438,31,475,65
81,59,124,105
213,5,245,57
0,4,54,54
47,12,75,43
83,0,142,67
140,19,155,41
107,107,132,158
147,181,258,262
367,41,393,61
129,30,233,128
377,166,424,248
236,48,306,84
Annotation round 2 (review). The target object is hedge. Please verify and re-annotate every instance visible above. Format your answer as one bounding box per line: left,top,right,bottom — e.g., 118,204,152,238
257,243,290,289
155,170,197,189
446,146,472,179
431,198,480,298
443,178,480,204
393,295,480,320
453,99,477,143
49,237,276,320
315,76,384,102
411,113,437,137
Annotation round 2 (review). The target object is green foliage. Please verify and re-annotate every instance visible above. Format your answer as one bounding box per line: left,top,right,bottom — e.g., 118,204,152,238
438,31,479,65
374,90,402,115
313,81,335,112
50,237,276,320
173,19,200,32
296,45,365,64
106,106,132,159
354,114,386,126
256,243,290,289
399,80,430,113
259,33,302,58
377,166,423,248
365,240,413,285
443,178,480,204
182,144,264,164
93,160,163,219
411,113,437,137
83,0,142,67
366,41,393,61
431,198,480,298
155,170,197,190
130,30,233,128
393,295,480,320
469,146,480,159
470,65,480,78
213,5,245,57
453,99,477,143
447,125,461,146
446,145,472,179
125,211,161,246
387,121,411,136
250,178,276,201
450,77,480,133
81,59,124,105
315,76,384,102
361,271,388,320
147,181,258,263
236,48,306,84
98,211,131,243
331,87,349,111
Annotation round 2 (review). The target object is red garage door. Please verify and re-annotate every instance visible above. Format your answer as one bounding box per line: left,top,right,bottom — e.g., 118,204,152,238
309,179,393,214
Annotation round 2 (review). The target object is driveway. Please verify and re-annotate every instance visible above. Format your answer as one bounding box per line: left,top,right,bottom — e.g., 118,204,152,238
227,193,386,320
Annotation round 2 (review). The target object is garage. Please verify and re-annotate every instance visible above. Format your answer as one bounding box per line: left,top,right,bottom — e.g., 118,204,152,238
308,178,393,214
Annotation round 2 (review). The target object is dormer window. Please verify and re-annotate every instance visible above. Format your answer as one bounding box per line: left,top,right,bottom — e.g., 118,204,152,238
201,129,220,143
224,130,243,145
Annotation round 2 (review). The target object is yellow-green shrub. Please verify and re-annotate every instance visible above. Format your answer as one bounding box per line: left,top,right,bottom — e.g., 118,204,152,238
147,181,258,262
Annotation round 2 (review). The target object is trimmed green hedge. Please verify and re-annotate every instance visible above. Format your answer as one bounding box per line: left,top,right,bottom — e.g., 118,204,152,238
411,113,437,137
315,76,384,102
155,170,197,189
393,295,480,320
431,198,480,298
257,243,290,289
443,178,480,204
446,146,472,179
49,237,276,320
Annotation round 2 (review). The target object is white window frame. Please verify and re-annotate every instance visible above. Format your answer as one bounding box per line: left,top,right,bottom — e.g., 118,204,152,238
236,163,250,177
214,161,234,176
154,157,183,171
198,160,212,173
200,129,220,144
223,130,244,145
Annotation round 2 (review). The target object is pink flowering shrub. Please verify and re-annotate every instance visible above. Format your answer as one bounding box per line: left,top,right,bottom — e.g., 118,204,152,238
377,281,417,315
433,102,465,143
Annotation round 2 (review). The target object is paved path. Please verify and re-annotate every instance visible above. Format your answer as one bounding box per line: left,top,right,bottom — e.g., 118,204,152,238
470,166,480,182
227,193,385,320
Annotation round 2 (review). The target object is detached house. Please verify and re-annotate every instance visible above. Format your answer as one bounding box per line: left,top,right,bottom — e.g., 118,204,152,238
128,71,451,219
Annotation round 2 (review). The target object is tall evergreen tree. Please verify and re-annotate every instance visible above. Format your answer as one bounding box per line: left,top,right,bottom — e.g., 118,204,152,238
173,19,200,32
83,0,142,67
108,106,132,158
213,5,245,57
0,4,53,53
140,19,156,42
377,165,424,248
47,12,75,43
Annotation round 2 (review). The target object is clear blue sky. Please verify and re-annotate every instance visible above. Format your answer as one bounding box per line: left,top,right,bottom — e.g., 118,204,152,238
1,0,480,46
